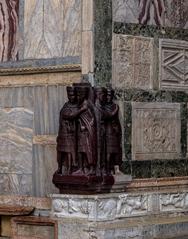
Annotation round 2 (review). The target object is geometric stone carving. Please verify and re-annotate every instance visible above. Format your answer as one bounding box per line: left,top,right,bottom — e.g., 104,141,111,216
0,108,33,195
113,0,188,29
112,34,154,90
159,39,188,90
132,102,181,160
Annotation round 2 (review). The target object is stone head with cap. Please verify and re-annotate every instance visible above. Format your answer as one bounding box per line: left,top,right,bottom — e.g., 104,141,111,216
75,86,89,105
95,87,107,105
67,86,76,104
106,88,115,104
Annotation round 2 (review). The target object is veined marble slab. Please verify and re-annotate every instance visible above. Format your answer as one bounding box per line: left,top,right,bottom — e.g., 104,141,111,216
0,0,19,62
24,0,81,59
113,0,188,29
0,108,33,174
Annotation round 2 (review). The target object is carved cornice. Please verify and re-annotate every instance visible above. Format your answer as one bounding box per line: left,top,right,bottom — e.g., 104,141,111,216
0,64,81,76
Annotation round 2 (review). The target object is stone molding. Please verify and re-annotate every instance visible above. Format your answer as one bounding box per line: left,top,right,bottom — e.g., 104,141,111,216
0,195,51,210
0,64,81,76
0,205,34,216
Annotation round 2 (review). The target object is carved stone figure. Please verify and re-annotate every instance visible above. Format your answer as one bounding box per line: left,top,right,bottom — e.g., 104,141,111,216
94,87,108,175
56,86,85,175
74,85,97,176
105,88,122,174
53,83,123,193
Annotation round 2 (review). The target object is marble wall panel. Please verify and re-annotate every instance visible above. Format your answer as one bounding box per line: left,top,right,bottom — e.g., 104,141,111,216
34,85,67,135
0,108,33,174
159,39,188,90
23,0,81,60
0,82,71,196
113,0,188,29
0,0,19,62
0,107,33,195
33,144,58,197
0,174,33,196
132,102,181,160
112,34,154,89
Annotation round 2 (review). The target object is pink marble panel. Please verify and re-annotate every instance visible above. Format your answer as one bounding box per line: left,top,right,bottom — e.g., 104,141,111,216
0,0,19,62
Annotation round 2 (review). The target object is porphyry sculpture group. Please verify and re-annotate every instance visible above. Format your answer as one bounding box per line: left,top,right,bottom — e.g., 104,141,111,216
53,82,122,193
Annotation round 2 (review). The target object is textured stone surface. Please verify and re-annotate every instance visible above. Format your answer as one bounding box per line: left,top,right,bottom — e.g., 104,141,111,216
0,0,19,62
23,0,81,60
112,34,154,89
159,39,188,90
132,102,181,160
113,0,188,29
114,22,188,41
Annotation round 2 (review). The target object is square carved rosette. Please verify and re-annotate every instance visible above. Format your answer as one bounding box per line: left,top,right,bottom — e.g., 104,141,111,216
132,102,181,161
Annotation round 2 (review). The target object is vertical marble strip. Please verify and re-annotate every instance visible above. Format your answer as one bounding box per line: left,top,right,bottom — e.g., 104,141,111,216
23,86,34,111
57,85,67,115
43,145,58,195
23,0,44,59
33,144,45,197
61,0,81,58
33,145,58,197
0,87,13,107
47,85,59,134
0,0,19,62
34,86,48,135
11,87,24,107
43,0,63,58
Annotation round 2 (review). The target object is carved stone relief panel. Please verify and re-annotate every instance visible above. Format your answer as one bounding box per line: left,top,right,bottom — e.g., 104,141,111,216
159,39,188,90
117,194,148,217
132,102,181,160
113,0,188,29
0,0,19,62
160,193,187,212
112,34,154,89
